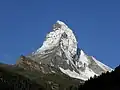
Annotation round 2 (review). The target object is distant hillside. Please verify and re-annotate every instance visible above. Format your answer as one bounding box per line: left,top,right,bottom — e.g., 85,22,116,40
78,65,120,90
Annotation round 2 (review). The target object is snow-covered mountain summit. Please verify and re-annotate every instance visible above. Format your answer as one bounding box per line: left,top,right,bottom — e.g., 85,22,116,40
34,20,77,58
29,20,113,81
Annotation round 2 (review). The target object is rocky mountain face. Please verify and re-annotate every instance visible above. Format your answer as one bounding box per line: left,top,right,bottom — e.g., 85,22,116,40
22,20,113,81
15,56,83,90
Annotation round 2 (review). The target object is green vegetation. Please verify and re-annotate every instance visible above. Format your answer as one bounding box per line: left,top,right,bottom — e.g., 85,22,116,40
0,63,81,90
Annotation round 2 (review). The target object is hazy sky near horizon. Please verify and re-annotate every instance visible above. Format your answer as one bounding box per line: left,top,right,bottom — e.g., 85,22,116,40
0,0,120,68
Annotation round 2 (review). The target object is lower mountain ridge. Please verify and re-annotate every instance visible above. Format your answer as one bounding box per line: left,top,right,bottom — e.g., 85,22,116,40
0,58,119,90
0,56,83,90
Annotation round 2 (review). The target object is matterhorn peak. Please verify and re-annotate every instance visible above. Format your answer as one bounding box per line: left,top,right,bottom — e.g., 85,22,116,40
34,21,78,57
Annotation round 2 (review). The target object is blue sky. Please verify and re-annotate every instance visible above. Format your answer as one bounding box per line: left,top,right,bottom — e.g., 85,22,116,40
0,0,120,68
